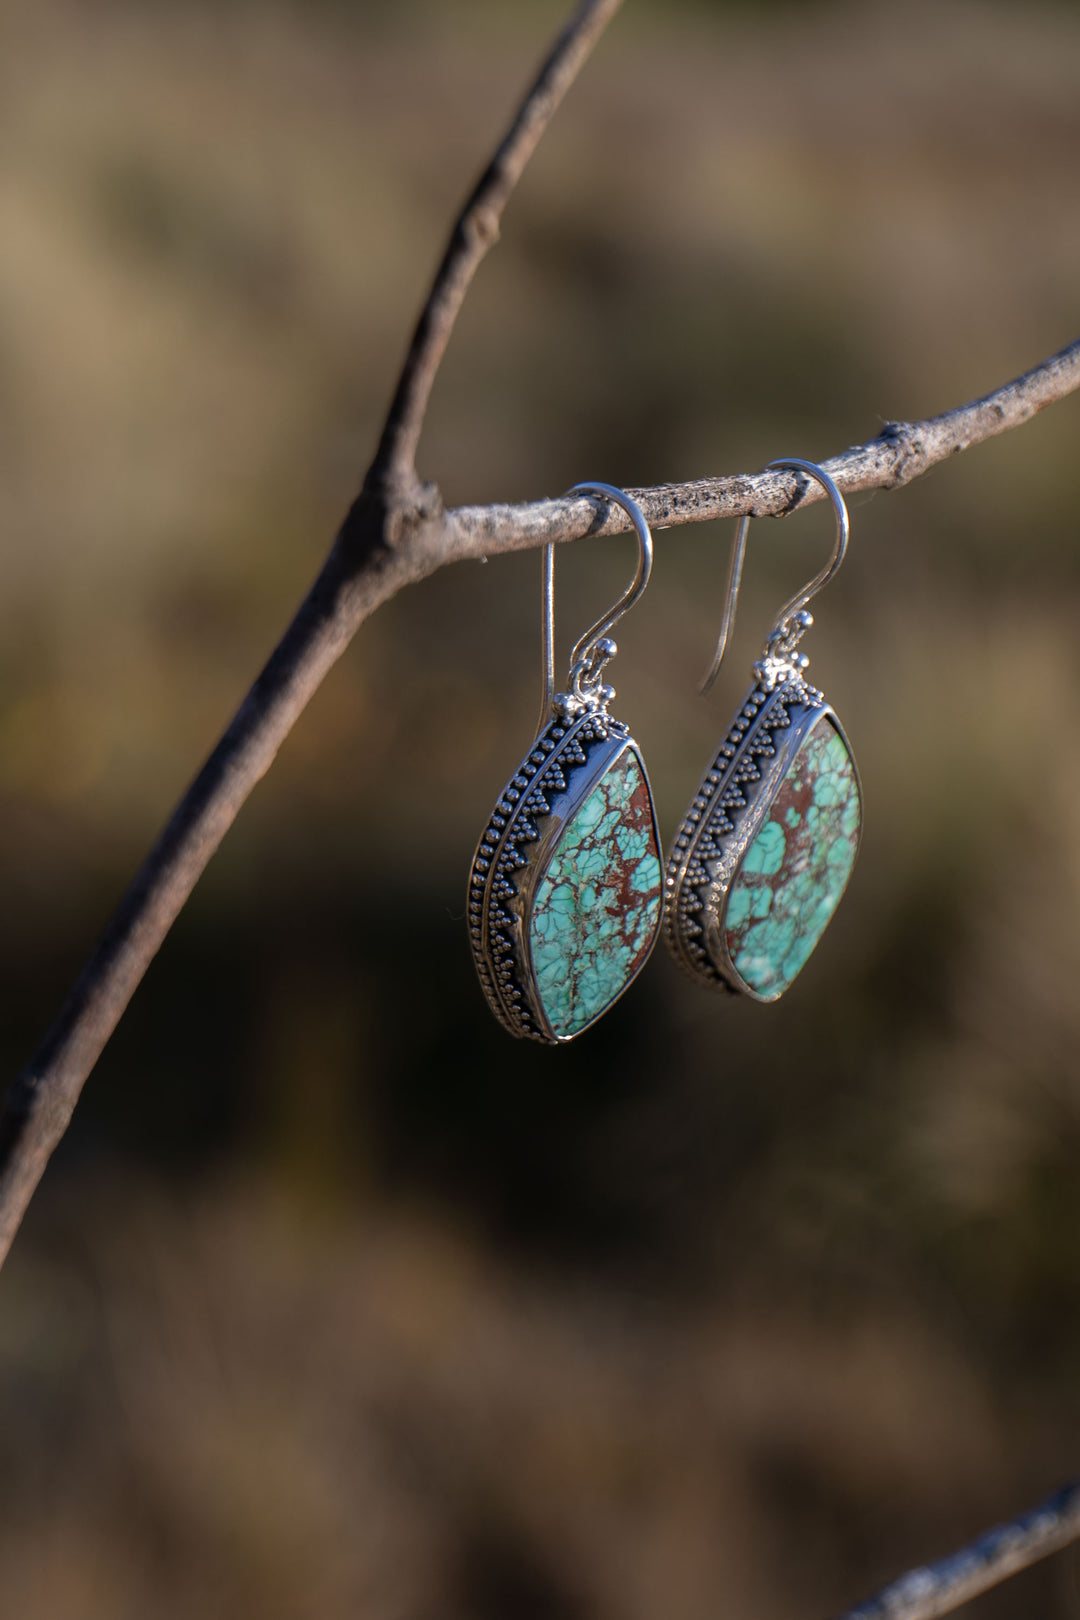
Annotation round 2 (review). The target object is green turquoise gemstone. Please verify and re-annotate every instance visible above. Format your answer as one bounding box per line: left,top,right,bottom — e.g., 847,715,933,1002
723,719,860,999
529,749,661,1039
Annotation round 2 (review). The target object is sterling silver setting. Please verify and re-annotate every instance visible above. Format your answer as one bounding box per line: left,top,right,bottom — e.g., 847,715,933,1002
662,666,861,997
468,697,660,1043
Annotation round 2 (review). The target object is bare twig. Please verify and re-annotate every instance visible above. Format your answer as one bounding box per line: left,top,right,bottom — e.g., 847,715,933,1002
0,0,1079,1287
440,334,1080,556
368,0,626,502
835,1479,1080,1620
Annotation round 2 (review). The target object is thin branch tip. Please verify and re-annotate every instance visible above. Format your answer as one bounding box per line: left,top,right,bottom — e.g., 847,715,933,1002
836,1479,1080,1620
370,0,623,488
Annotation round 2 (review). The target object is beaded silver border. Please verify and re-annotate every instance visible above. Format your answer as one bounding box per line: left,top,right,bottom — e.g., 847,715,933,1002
662,672,862,1000
468,705,662,1044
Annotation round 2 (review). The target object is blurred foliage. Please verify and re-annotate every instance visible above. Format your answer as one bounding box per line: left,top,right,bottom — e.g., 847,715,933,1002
2,0,1080,1616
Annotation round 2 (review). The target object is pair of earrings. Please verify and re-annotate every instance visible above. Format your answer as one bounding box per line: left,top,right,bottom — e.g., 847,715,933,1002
467,464,862,1044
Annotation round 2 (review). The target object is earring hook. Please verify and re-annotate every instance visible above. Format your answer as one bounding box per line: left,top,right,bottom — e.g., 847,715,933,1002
536,481,653,737
699,458,849,695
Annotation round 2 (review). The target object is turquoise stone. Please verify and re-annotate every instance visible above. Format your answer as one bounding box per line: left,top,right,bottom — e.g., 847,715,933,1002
723,719,860,999
529,750,661,1039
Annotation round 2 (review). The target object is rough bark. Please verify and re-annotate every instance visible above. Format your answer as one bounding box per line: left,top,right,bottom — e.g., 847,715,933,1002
445,335,1080,553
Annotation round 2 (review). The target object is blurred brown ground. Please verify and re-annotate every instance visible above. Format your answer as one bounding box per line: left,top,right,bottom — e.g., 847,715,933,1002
2,0,1080,1616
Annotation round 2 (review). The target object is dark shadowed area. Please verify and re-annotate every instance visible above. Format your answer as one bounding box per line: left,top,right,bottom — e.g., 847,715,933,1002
2,1,1080,1616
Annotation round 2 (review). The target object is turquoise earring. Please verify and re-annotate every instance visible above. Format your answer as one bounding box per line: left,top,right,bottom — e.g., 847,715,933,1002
468,483,662,1043
664,459,862,1000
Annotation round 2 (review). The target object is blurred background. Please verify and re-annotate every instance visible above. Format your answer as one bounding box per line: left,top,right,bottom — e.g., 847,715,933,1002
1,0,1080,1615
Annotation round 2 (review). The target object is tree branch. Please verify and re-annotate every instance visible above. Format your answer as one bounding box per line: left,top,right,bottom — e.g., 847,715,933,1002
441,334,1080,556
835,1479,1080,1620
0,0,625,1265
368,0,626,501
0,0,1078,1292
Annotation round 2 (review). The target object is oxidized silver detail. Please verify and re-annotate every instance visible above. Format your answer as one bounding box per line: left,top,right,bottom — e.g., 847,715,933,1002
468,697,659,1043
662,671,861,998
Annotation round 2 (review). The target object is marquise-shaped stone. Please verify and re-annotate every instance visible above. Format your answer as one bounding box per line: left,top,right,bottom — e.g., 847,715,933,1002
528,749,661,1039
723,718,860,1000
